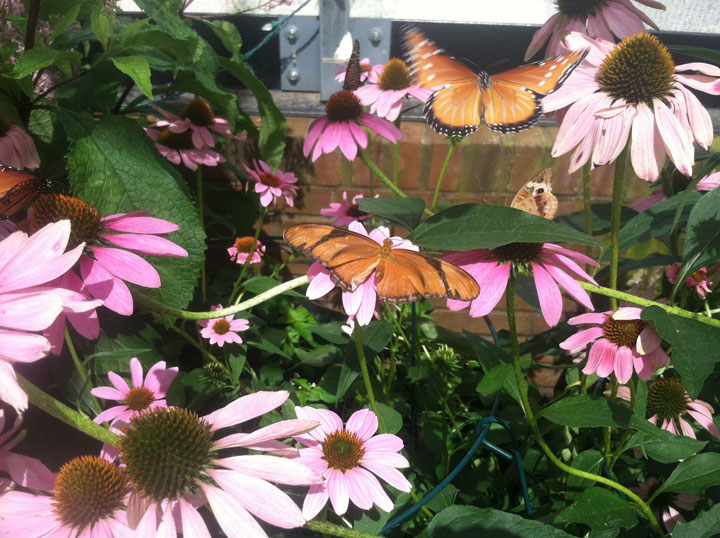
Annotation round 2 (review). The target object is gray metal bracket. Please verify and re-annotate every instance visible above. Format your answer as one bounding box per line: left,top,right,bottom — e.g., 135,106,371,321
279,11,390,98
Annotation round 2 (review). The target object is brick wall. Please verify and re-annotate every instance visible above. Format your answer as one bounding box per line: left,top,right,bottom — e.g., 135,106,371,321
226,115,657,343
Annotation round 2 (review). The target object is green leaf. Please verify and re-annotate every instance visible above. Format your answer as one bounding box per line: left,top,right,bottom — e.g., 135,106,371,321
228,354,246,383
295,345,339,367
672,504,720,538
248,338,291,360
464,330,510,372
476,364,514,394
357,197,426,231
134,0,195,40
641,306,720,397
111,56,153,99
6,47,56,79
409,203,600,250
625,429,706,464
557,203,638,235
218,57,286,169
50,3,82,40
537,394,633,428
91,7,111,49
668,45,720,65
555,487,637,530
63,112,205,310
335,321,394,401
202,20,243,62
307,322,349,345
655,453,720,496
242,276,303,297
428,506,575,537
567,450,603,499
116,28,197,62
675,186,720,291
603,191,701,260
376,402,402,434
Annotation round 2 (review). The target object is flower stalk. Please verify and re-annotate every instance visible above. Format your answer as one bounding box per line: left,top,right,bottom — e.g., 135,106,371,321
432,138,457,211
354,323,385,434
609,146,629,310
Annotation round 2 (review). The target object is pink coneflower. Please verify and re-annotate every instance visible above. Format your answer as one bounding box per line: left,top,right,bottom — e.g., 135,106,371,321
631,477,700,533
355,58,432,121
0,220,100,412
122,391,322,537
91,357,178,425
303,90,403,162
320,191,376,226
334,57,383,84
199,304,250,347
526,0,665,60
543,32,720,181
666,262,712,300
243,159,299,207
445,241,598,327
560,307,669,383
145,126,225,170
0,453,132,537
0,115,40,170
228,236,265,264
294,406,411,519
644,377,720,439
305,221,417,327
28,195,188,316
150,98,239,148
630,171,720,212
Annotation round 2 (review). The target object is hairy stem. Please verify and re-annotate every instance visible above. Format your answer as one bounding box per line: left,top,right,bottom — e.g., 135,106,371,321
609,147,629,310
354,323,384,434
305,520,380,537
432,138,456,211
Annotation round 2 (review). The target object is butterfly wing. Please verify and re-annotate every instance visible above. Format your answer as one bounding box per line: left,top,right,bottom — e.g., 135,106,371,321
377,248,480,304
343,39,361,91
0,165,52,218
284,224,382,291
403,27,482,137
483,50,588,133
511,168,558,220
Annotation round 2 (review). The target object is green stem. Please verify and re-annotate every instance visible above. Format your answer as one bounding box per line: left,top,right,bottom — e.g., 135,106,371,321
393,121,401,186
354,323,384,433
582,162,594,272
305,520,379,537
577,282,720,328
604,379,619,467
17,374,120,446
65,329,102,413
358,148,433,216
196,167,207,304
505,276,666,537
432,139,456,211
230,208,266,305
137,275,309,320
367,137,375,196
609,147,629,310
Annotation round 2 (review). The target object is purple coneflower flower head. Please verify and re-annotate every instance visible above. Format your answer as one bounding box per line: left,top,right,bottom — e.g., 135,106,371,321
199,304,250,347
665,262,712,300
0,453,133,537
294,406,411,519
28,195,188,316
631,476,700,533
303,90,403,162
445,241,598,327
543,32,720,181
150,98,240,148
91,357,179,425
355,58,432,121
560,307,669,383
0,116,40,170
526,0,665,60
243,159,299,207
228,236,265,264
121,391,322,537
320,191,377,226
145,126,225,170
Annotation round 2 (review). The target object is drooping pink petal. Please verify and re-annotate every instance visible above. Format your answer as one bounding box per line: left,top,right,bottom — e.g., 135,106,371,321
653,98,693,176
199,482,268,538
531,262,563,326
614,346,634,383
302,484,329,521
101,233,187,257
560,326,604,352
345,408,378,441
91,247,161,288
326,469,350,515
81,256,134,315
203,390,288,431
0,328,51,363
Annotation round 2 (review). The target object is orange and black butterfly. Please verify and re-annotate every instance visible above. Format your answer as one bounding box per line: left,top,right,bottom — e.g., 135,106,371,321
511,168,558,220
343,39,361,91
403,27,588,136
284,223,480,304
0,165,52,218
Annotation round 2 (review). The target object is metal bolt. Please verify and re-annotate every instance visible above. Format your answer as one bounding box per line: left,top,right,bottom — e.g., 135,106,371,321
286,25,299,43
287,68,300,84
369,27,383,45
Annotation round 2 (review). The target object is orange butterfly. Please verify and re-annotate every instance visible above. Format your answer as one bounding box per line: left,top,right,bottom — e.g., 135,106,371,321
511,168,558,220
284,223,480,304
403,27,587,136
0,165,52,218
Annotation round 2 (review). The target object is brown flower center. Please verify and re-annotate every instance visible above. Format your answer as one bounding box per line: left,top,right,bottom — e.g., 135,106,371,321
259,171,283,187
325,90,364,123
597,33,676,105
0,114,11,137
157,127,194,150
493,242,544,263
346,203,366,218
321,430,366,472
378,58,412,91
691,270,706,283
180,98,215,127
233,236,256,253
212,319,231,335
53,456,126,530
646,378,690,421
555,0,608,19
29,194,104,249
601,317,646,348
125,386,156,412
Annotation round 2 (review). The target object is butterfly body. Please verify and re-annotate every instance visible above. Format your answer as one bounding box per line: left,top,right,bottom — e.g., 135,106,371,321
284,223,480,304
511,168,558,220
0,164,52,218
403,27,587,136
